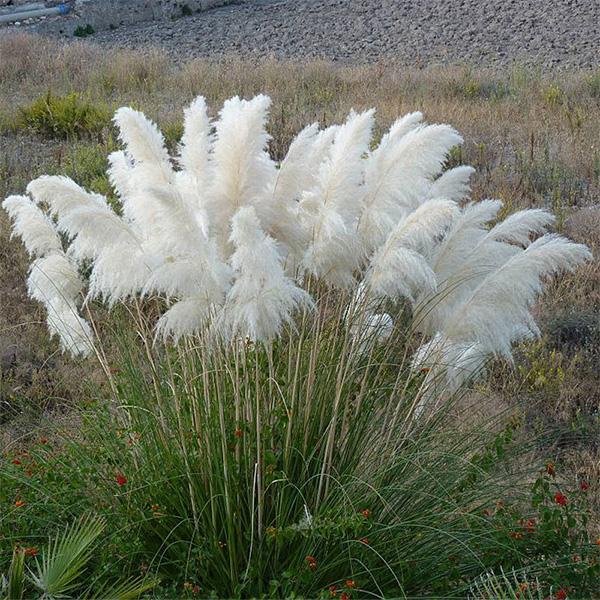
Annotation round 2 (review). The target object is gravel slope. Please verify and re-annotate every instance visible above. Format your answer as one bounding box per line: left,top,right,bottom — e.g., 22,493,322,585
92,0,600,69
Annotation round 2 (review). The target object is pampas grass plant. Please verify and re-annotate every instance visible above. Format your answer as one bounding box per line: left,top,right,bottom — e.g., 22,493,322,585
2,95,595,597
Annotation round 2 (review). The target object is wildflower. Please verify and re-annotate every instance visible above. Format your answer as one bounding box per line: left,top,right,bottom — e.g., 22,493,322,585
580,481,589,491
554,492,568,507
12,459,22,466
266,526,277,538
526,518,536,533
555,590,567,600
359,537,369,545
183,582,193,590
116,474,127,486
520,583,529,592
340,594,350,600
546,461,555,477
14,500,25,508
234,428,243,438
360,509,371,519
192,585,200,595
596,539,600,546
509,531,524,540
305,555,317,571
151,503,160,512
346,580,357,588
328,585,338,597
482,508,493,517
39,437,48,445
23,547,38,557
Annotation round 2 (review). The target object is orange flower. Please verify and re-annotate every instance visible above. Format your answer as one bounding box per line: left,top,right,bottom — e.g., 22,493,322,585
14,500,25,508
519,583,529,592
24,547,38,557
360,509,371,519
596,538,600,546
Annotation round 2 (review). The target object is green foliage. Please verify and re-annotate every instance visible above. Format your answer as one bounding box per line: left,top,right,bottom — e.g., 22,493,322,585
73,24,95,38
0,515,155,600
18,92,110,140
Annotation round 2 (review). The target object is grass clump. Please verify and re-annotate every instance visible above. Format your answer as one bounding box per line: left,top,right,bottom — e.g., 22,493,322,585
18,92,110,140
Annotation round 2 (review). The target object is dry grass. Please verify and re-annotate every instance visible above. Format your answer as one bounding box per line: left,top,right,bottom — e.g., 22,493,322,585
1,32,599,500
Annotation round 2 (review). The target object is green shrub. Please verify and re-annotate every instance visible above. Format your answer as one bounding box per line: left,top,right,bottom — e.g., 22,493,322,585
73,24,95,38
18,92,110,140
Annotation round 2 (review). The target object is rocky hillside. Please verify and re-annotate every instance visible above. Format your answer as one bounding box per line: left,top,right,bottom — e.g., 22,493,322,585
90,0,600,69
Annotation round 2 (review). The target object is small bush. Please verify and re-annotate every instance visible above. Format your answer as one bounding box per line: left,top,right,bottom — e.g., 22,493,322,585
18,91,110,140
73,24,95,38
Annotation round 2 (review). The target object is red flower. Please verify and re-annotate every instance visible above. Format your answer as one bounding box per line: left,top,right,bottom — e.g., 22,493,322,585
23,547,37,557
345,579,357,588
116,474,127,486
328,585,338,597
14,500,25,508
546,462,555,477
526,518,536,533
12,459,22,466
554,492,568,507
555,590,567,600
305,555,317,571
340,594,350,600
509,531,524,540
234,428,243,438
580,481,589,491
360,509,371,519
192,585,200,595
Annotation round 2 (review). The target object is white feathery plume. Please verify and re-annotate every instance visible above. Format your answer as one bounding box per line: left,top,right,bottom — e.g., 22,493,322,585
46,305,94,357
428,165,475,201
27,254,83,305
442,234,591,358
367,199,459,302
219,206,313,343
301,109,375,287
2,195,62,257
179,96,213,188
107,151,133,200
113,107,174,187
156,295,216,343
359,123,463,252
207,95,275,249
481,208,555,247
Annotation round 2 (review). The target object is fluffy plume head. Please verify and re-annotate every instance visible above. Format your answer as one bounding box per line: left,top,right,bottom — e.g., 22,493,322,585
2,94,591,388
2,195,62,257
219,206,313,343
